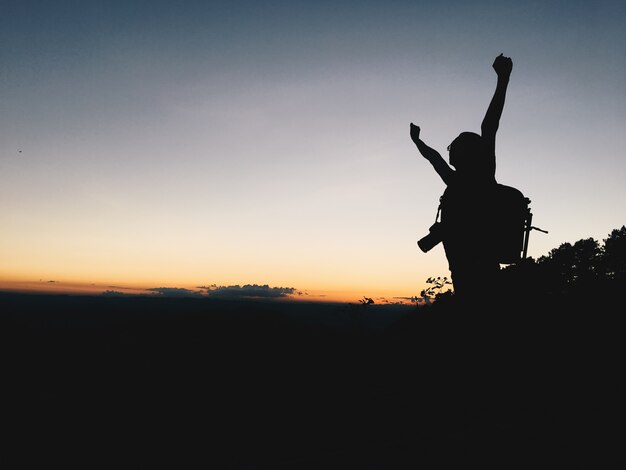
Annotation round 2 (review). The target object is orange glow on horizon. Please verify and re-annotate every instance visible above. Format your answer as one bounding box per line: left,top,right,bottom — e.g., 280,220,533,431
0,277,427,305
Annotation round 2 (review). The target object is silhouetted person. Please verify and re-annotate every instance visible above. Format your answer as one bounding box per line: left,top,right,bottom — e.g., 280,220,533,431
411,54,513,304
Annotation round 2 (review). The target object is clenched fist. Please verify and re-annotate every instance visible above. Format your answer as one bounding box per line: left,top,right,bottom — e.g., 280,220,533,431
493,53,513,78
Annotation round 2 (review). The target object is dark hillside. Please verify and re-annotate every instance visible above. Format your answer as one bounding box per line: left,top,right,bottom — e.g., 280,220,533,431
1,289,623,468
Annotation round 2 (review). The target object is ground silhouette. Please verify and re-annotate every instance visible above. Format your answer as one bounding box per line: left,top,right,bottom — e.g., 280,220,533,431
2,227,624,468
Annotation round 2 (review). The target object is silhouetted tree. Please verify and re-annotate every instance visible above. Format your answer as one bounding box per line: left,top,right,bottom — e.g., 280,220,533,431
601,226,626,284
435,226,625,306
536,238,602,295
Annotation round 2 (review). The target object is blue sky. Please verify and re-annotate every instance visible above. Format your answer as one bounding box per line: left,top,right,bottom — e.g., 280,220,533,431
1,0,625,300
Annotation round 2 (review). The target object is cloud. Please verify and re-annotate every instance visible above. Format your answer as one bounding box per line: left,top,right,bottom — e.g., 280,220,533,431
101,284,298,300
102,290,133,297
393,296,422,305
201,284,296,299
146,287,204,298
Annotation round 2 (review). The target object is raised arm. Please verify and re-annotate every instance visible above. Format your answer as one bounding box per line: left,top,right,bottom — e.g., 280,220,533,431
410,123,454,185
481,54,512,175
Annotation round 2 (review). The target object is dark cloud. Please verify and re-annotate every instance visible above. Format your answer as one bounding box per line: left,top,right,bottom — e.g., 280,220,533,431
146,287,204,298
201,284,296,299
102,290,133,297
102,284,297,300
393,296,422,305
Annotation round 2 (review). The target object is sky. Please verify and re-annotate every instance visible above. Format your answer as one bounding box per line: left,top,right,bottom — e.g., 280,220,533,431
1,0,625,302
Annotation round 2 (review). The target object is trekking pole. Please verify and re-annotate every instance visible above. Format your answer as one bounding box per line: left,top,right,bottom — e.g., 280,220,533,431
522,211,533,259
522,206,548,260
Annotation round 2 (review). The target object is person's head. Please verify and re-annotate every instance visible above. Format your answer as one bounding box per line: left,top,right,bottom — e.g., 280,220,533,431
447,132,483,174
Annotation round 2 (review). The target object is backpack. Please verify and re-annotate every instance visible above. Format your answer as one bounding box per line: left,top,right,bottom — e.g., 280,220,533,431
419,183,541,264
487,184,531,264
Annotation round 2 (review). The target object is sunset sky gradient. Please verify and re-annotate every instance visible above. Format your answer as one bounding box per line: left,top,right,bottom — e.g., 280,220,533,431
1,1,625,301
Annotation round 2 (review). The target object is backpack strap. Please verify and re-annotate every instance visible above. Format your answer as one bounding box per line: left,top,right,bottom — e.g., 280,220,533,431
435,195,443,224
